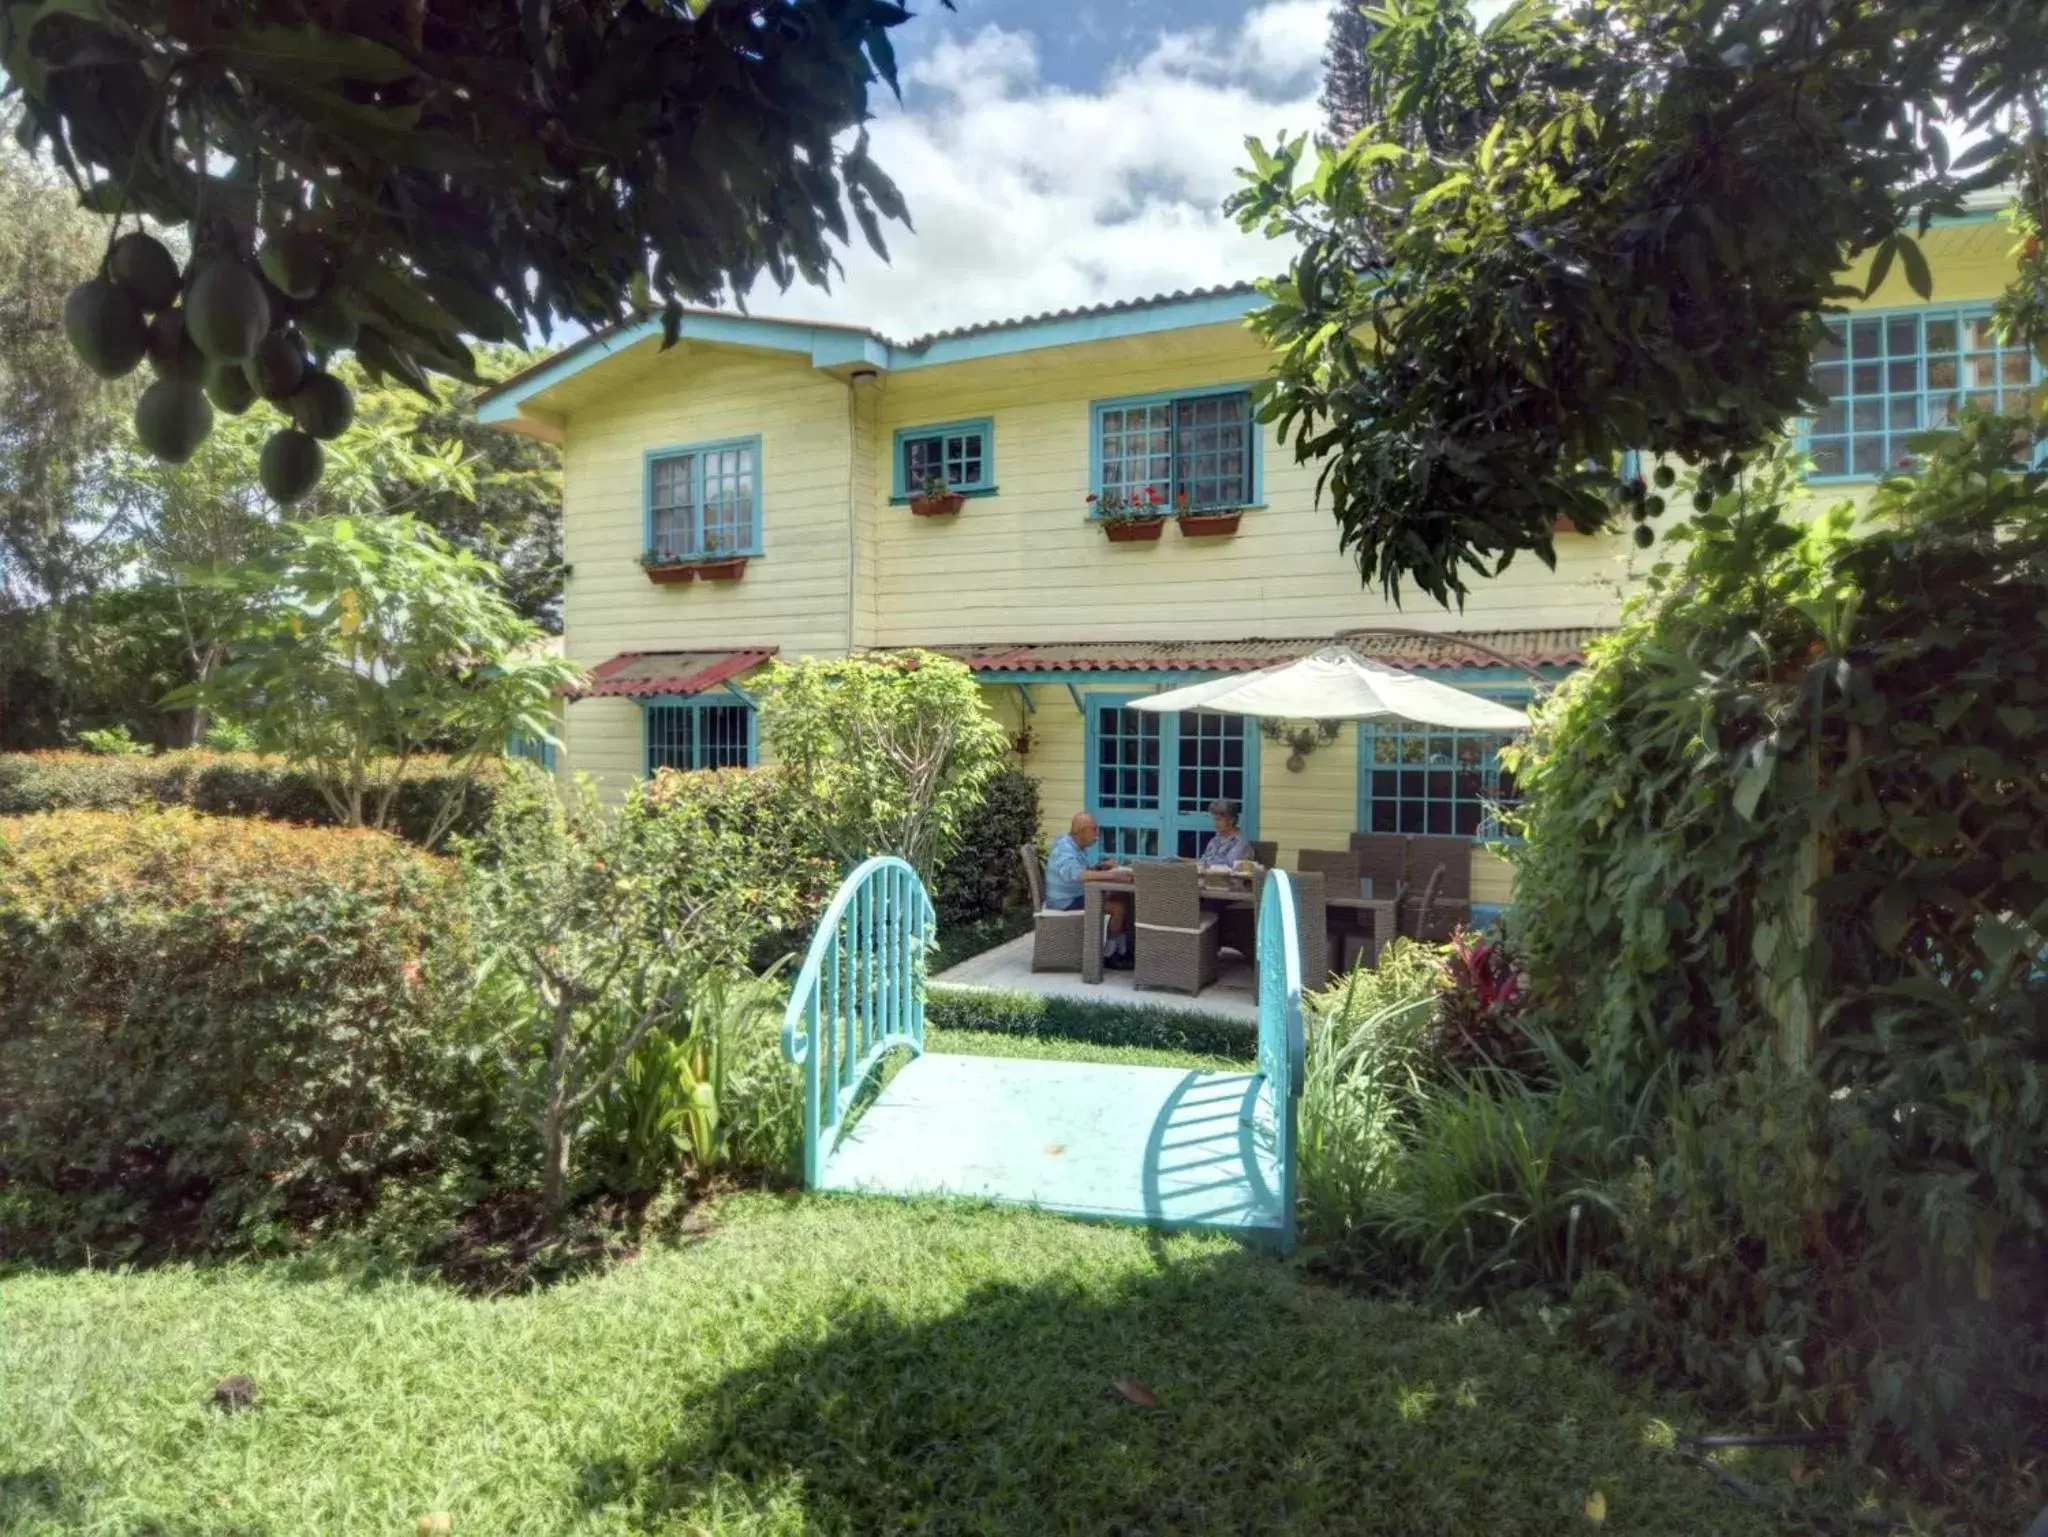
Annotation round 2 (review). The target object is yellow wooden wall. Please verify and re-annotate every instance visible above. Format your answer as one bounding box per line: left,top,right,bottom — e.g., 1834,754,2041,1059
555,347,858,793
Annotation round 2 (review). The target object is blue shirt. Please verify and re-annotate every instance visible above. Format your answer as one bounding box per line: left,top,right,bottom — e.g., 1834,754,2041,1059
1198,830,1255,870
1045,833,1098,907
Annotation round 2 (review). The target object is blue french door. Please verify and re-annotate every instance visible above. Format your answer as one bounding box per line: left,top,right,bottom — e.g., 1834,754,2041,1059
1085,693,1257,860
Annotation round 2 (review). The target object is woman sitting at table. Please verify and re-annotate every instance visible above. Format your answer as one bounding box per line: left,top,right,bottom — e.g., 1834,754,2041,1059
1197,799,1256,872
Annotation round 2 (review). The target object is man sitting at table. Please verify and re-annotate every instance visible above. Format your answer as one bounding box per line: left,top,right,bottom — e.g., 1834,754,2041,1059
1045,811,1133,968
1196,799,1256,872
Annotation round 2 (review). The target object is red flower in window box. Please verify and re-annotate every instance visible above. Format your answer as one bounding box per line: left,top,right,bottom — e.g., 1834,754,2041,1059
1091,487,1165,540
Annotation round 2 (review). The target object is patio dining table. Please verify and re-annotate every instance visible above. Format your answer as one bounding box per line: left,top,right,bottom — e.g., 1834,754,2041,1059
1078,868,1398,985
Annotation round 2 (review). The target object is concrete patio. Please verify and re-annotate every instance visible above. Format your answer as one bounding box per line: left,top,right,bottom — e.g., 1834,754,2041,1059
932,931,1260,1026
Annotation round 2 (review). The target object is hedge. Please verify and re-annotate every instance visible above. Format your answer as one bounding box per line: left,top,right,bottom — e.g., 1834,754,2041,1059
932,765,1040,928
0,749,509,848
924,985,1255,1061
0,808,475,1252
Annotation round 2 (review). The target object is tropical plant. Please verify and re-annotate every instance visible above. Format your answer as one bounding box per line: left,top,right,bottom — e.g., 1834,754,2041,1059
173,514,580,844
1231,0,2048,602
1506,413,2048,1462
757,650,1009,879
4,0,922,485
1431,923,1537,1075
72,723,146,756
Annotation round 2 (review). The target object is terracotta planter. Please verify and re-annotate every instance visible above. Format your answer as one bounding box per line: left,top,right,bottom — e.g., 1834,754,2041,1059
911,491,966,518
694,557,748,581
643,562,695,585
1551,514,1578,534
1177,511,1242,538
1102,518,1165,543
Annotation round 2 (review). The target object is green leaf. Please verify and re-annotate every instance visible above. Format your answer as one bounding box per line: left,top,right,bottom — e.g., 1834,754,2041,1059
208,24,415,83
1895,234,1933,300
1732,747,1774,821
1862,235,1897,299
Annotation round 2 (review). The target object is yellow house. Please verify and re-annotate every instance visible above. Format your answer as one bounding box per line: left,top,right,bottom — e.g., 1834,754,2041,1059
476,208,2024,919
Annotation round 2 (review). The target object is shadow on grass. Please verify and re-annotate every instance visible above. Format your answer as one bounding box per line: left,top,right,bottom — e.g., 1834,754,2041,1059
571,1238,1785,1536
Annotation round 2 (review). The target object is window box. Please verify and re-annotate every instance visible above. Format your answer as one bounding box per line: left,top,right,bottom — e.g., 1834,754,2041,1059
910,490,966,518
1178,511,1241,538
694,557,748,581
1102,517,1165,543
642,561,696,585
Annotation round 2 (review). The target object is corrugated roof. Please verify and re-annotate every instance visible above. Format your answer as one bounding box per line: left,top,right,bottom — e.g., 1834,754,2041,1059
896,282,1258,352
575,648,776,699
945,630,1596,675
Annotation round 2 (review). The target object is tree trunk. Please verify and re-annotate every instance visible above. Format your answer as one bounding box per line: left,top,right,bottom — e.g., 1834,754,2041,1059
538,1100,571,1222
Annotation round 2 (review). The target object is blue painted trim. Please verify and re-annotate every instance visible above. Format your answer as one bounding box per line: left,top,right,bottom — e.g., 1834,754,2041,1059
1088,382,1262,511
1798,300,2043,484
476,291,1263,423
642,433,765,560
637,695,758,777
889,416,997,499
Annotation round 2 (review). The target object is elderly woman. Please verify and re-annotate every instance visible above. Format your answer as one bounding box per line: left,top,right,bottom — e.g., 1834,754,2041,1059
1196,798,1256,872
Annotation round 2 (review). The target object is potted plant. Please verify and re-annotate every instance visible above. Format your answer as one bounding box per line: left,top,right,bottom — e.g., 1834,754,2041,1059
1175,488,1241,538
1089,485,1167,542
910,471,966,518
638,550,695,585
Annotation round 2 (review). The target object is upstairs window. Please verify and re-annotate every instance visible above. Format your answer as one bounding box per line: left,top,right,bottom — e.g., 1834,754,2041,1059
894,419,994,497
646,438,760,560
1804,309,2044,480
1093,388,1256,511
644,701,754,774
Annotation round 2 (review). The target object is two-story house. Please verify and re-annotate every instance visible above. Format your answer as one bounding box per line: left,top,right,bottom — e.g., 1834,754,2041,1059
476,206,2025,917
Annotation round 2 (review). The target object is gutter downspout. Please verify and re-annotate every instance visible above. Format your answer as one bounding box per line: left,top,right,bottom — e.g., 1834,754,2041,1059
846,368,880,656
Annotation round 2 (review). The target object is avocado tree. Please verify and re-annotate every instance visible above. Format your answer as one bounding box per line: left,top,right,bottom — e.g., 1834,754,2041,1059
2,0,925,502
1233,0,2048,604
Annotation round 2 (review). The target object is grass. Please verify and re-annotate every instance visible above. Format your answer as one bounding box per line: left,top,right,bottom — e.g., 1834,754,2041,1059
0,1194,1908,1536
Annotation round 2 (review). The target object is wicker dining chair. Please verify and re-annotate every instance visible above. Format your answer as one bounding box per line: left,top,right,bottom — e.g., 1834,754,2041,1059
1349,832,1410,907
1019,844,1084,973
1295,847,1361,884
1134,860,1220,995
1403,835,1472,941
1251,839,1278,868
1290,870,1330,990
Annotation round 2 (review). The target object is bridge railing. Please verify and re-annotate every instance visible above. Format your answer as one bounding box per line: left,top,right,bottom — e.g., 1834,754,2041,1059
1256,868,1307,1253
780,855,936,1187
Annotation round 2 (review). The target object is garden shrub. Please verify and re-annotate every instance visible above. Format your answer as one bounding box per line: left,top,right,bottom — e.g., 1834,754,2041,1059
1508,425,2048,1463
932,765,1039,928
0,808,473,1252
924,985,1255,1061
0,748,508,848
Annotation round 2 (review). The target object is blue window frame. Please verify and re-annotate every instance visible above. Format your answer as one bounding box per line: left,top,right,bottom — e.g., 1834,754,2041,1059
1090,385,1259,512
891,418,995,499
643,436,762,560
507,731,557,773
1801,306,2045,480
1084,692,1259,860
642,699,755,775
1356,723,1520,840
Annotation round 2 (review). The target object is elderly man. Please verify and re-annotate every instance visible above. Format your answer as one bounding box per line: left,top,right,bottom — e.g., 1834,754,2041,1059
1196,799,1256,872
1045,811,1133,967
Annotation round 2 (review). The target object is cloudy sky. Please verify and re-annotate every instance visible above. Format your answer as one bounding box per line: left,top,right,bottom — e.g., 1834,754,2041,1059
736,0,1336,340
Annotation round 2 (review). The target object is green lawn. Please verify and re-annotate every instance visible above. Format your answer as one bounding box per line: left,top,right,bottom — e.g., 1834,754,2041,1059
2,1192,1897,1536
925,1023,1246,1072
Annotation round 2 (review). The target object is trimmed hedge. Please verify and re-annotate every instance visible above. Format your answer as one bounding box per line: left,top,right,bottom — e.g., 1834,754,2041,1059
924,984,1255,1061
0,749,509,848
0,808,474,1251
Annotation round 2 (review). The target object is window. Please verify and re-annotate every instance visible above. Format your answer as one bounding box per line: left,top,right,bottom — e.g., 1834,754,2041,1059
507,731,556,773
1803,309,2044,480
1358,725,1519,840
1093,388,1256,511
893,419,993,498
644,701,754,774
645,437,760,560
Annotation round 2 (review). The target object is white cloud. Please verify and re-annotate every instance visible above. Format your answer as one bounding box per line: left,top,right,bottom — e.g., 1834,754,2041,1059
736,1,1326,342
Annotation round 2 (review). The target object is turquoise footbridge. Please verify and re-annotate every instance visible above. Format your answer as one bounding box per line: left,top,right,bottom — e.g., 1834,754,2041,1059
780,856,1305,1251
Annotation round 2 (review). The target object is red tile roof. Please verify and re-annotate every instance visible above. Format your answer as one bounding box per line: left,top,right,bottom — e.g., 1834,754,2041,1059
575,649,777,699
944,630,1598,675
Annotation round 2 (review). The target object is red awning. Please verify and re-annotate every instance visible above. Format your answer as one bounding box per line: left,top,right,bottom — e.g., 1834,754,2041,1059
575,648,777,699
943,630,1598,675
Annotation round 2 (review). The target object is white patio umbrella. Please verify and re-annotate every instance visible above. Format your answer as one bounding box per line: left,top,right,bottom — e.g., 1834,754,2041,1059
1128,646,1530,730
